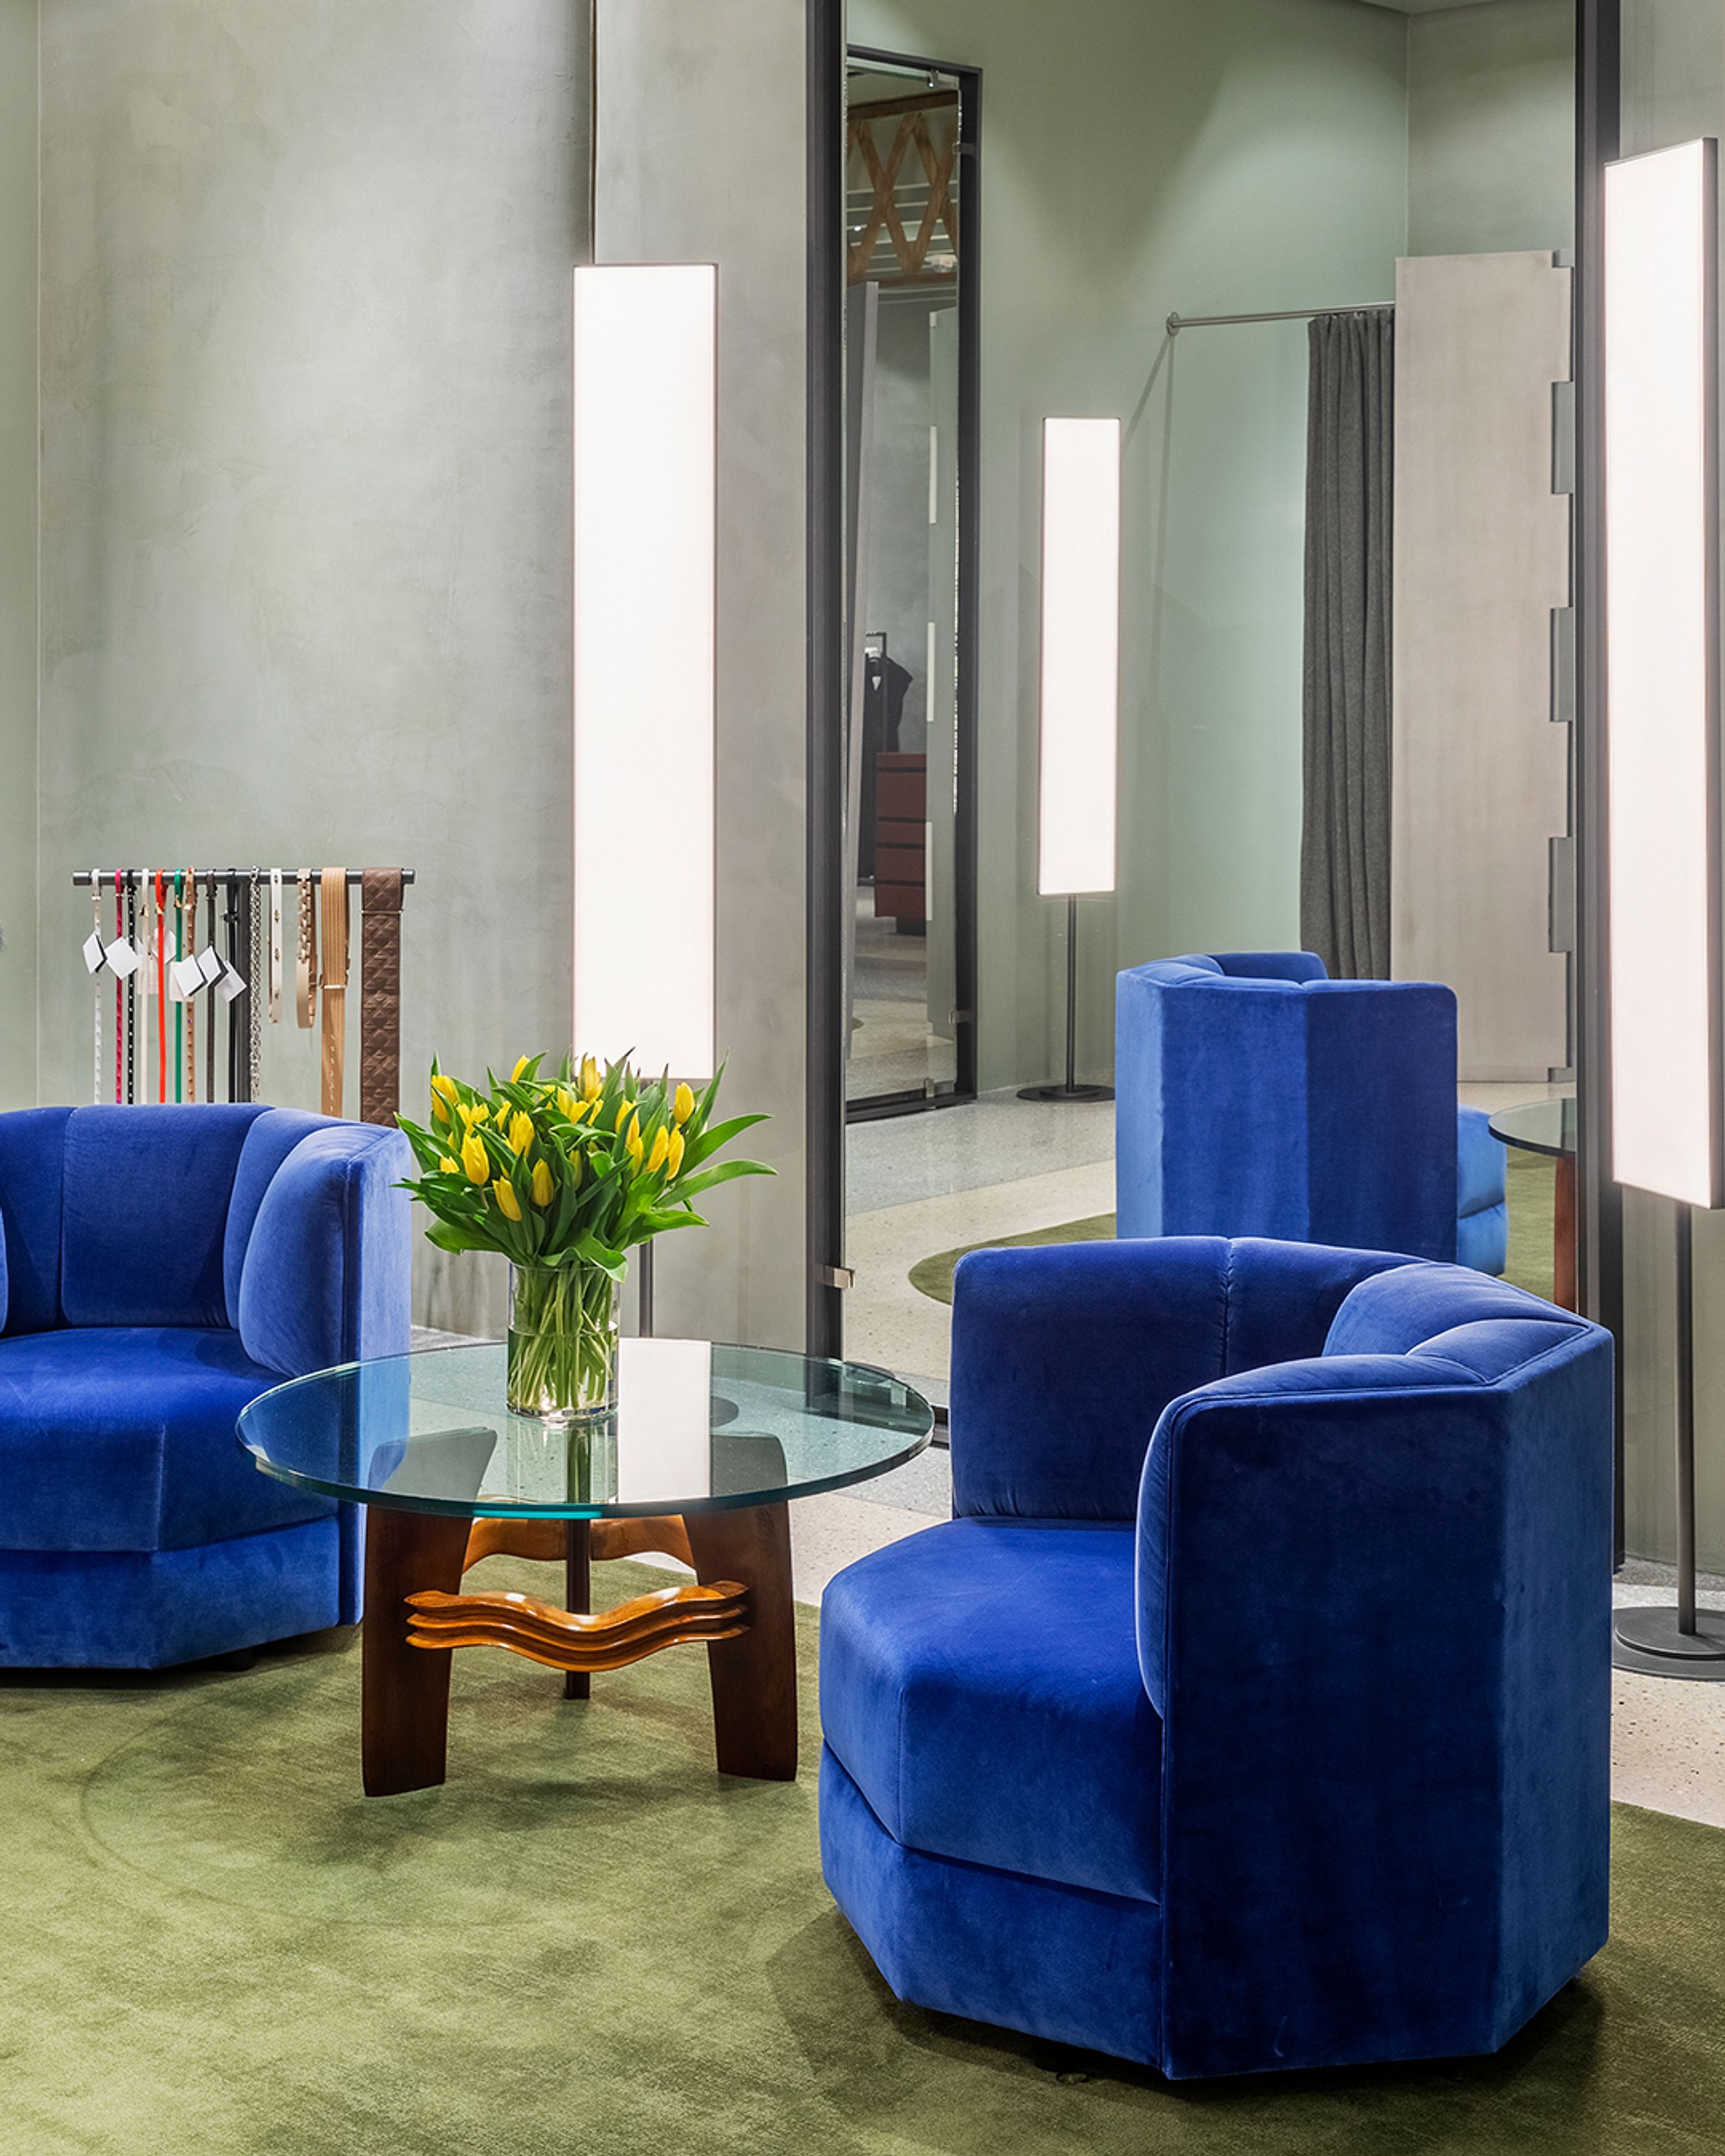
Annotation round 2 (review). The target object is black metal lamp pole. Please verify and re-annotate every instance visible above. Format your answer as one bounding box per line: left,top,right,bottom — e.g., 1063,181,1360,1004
1018,894,1114,1104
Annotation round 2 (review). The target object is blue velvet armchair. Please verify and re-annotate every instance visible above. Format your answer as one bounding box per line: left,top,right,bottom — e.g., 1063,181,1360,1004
1115,951,1508,1272
820,1236,1613,2079
0,1105,411,1668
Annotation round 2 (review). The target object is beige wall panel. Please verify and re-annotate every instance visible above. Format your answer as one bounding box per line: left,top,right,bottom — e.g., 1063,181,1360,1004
1391,249,1571,1080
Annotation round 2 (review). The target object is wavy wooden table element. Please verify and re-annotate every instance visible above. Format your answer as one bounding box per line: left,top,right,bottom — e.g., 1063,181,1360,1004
404,1577,749,1673
361,1501,796,1799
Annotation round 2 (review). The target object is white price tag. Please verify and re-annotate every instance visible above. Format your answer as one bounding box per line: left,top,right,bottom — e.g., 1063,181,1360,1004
196,946,224,985
216,959,248,1005
104,938,142,979
83,931,106,976
170,955,204,1000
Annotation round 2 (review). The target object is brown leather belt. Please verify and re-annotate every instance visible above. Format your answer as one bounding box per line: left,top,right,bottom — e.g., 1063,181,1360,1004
359,868,404,1125
297,873,318,1029
320,867,349,1116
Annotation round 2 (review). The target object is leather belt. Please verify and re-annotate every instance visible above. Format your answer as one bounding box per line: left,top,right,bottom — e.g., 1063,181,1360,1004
359,868,404,1126
297,873,318,1029
268,869,284,1024
320,867,349,1116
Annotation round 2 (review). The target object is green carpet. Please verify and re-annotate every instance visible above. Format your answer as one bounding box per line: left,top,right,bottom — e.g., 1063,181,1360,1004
2,1554,1723,2152
909,1149,1559,1306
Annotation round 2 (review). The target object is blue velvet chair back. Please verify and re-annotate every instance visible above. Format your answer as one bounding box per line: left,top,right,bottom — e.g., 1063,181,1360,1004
1115,951,1460,1260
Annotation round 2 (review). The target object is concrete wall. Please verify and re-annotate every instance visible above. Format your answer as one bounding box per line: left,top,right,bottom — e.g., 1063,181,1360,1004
593,0,811,1351
35,0,589,1335
0,0,36,1111
1406,0,1575,257
849,0,1410,1090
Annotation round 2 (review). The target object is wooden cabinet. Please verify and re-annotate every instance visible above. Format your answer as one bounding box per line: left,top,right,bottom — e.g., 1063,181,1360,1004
873,753,925,928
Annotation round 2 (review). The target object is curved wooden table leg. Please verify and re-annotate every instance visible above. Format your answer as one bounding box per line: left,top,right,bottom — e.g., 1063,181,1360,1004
1555,1152,1578,1312
684,1502,798,1781
363,1507,472,1797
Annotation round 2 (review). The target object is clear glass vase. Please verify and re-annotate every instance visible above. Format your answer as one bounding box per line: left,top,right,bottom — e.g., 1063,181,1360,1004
506,1261,619,1423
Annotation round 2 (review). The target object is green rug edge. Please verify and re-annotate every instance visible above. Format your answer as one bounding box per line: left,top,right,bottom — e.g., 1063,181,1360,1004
909,1150,1557,1307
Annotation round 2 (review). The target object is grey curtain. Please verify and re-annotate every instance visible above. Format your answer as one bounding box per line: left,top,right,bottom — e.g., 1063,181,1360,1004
1300,308,1394,980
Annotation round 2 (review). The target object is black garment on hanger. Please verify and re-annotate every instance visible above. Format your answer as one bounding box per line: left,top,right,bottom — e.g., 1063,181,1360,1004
858,653,914,880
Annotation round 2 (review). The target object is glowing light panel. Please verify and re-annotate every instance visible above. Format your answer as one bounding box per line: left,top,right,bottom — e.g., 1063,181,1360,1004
573,265,716,1078
1036,417,1121,897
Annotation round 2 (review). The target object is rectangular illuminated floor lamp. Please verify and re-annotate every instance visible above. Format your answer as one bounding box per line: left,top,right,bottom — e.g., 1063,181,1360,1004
1602,139,1725,1679
573,262,718,1337
1019,415,1121,1104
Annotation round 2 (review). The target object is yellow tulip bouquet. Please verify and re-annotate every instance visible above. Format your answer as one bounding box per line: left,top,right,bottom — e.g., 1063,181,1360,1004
398,1053,771,1421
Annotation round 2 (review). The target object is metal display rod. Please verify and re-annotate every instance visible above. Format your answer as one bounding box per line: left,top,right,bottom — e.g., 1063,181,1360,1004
1167,302,1394,335
73,869,415,887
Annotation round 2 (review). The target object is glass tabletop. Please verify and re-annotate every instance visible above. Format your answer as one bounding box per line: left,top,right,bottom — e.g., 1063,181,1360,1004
1487,1096,1577,1158
237,1340,934,1521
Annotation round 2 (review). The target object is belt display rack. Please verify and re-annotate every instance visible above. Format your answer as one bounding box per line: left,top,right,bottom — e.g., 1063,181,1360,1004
72,869,414,1120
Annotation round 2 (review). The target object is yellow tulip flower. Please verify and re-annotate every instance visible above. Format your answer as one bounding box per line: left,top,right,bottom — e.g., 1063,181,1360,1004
460,1100,489,1128
555,1087,578,1120
646,1126,670,1175
581,1055,600,1100
431,1094,450,1127
673,1081,696,1127
531,1158,555,1209
625,1121,644,1169
667,1128,684,1177
511,1054,531,1081
438,1154,459,1174
615,1098,633,1134
461,1132,489,1185
432,1073,460,1105
570,1149,584,1189
494,1177,522,1223
507,1110,535,1157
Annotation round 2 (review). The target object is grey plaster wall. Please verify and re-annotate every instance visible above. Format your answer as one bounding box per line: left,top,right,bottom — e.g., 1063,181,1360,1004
34,0,589,1335
850,0,1410,1091
0,0,37,1111
593,0,810,1352
1406,0,1575,257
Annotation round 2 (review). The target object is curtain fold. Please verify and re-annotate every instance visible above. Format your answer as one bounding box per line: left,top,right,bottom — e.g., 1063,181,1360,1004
1300,308,1394,980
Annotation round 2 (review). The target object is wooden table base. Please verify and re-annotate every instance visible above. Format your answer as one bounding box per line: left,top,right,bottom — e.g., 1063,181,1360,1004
359,1503,797,1797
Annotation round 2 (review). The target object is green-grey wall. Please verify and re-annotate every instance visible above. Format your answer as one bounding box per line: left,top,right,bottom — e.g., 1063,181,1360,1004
0,0,36,1111
1406,0,1575,257
849,0,1410,1090
34,0,589,1334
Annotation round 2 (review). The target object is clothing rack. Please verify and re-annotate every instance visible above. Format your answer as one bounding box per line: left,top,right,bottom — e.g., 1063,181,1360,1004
72,867,413,1118
72,869,416,888
1166,302,1394,335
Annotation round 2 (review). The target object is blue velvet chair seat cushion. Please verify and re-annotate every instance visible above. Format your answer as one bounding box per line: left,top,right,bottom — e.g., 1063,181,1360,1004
820,1517,1164,1904
0,1327,329,1554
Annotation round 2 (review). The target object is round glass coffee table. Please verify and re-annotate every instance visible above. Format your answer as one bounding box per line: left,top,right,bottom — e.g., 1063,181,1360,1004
239,1341,932,1797
1487,1096,1577,1311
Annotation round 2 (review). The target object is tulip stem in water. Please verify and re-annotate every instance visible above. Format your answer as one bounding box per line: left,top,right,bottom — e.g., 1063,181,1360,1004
507,1263,619,1421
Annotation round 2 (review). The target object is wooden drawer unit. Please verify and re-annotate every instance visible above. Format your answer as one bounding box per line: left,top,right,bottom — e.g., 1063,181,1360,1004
874,753,926,927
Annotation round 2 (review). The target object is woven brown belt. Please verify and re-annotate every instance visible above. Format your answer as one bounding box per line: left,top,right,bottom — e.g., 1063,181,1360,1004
319,867,349,1116
359,868,404,1126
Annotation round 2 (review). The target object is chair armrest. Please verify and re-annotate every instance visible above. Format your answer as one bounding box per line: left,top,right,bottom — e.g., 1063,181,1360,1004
237,1125,412,1377
949,1236,1403,1521
1136,1338,1613,2077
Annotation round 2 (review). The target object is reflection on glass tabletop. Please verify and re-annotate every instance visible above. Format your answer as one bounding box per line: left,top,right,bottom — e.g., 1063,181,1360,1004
1486,1096,1577,1158
238,1340,934,1520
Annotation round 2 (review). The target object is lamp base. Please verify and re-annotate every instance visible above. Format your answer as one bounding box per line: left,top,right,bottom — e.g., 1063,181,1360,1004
1613,1605,1725,1680
1016,1082,1114,1102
